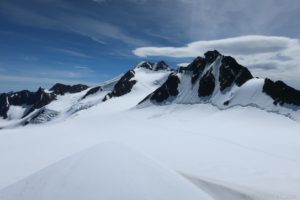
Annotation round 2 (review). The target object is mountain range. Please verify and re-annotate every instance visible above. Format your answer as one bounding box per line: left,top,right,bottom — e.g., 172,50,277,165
1,50,300,128
1,50,300,200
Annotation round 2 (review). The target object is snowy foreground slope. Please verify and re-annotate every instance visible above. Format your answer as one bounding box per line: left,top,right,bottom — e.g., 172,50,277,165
1,51,300,199
1,90,300,200
0,143,213,200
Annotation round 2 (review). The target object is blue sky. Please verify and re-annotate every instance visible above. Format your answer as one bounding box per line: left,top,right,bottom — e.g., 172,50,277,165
1,0,300,92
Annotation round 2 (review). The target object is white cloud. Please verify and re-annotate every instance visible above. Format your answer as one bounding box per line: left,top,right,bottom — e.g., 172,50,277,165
133,35,300,83
133,35,299,57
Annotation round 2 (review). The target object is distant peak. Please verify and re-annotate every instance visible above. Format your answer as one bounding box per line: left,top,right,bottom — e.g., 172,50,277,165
153,61,170,71
136,61,153,70
136,60,170,71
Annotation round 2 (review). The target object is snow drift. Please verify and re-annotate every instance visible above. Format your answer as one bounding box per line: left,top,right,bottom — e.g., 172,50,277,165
0,142,213,200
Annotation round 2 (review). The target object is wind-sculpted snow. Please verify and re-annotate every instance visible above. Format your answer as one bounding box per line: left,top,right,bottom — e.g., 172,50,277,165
0,143,213,200
1,98,300,199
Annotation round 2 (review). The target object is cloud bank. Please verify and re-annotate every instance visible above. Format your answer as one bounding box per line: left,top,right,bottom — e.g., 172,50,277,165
133,35,300,83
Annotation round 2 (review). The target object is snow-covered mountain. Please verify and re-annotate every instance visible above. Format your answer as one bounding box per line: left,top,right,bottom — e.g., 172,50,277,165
140,50,300,120
1,51,300,200
1,50,300,128
0,61,170,128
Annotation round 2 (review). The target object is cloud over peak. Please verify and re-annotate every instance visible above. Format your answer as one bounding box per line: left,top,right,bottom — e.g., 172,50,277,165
133,35,300,83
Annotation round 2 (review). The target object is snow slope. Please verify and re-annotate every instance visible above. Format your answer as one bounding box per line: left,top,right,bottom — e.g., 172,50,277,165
0,92,300,199
1,52,300,199
0,66,170,128
0,142,213,200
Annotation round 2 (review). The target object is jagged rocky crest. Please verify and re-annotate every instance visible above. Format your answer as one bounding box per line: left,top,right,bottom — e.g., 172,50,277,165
139,50,300,111
263,79,300,106
140,50,252,103
50,83,88,95
136,61,170,71
0,83,88,119
0,88,56,119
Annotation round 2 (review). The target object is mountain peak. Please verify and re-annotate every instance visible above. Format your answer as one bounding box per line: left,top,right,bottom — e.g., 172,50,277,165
136,61,170,71
204,50,221,64
153,61,170,71
136,61,153,70
139,50,300,118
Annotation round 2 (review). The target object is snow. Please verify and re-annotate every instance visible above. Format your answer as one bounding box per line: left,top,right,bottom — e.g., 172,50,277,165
0,66,300,199
0,142,213,200
6,106,27,120
1,95,300,199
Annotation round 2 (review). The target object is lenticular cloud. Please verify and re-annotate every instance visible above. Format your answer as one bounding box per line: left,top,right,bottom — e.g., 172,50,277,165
133,35,299,57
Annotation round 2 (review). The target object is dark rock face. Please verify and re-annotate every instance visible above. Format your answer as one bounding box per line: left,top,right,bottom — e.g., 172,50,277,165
186,57,207,84
31,88,56,109
7,90,34,105
139,73,180,104
198,69,215,97
22,88,56,117
50,83,88,95
0,88,56,119
204,50,221,64
178,66,187,73
0,94,9,119
219,56,253,91
223,100,230,106
154,61,169,71
263,79,300,106
82,86,102,99
138,62,153,70
103,70,137,101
